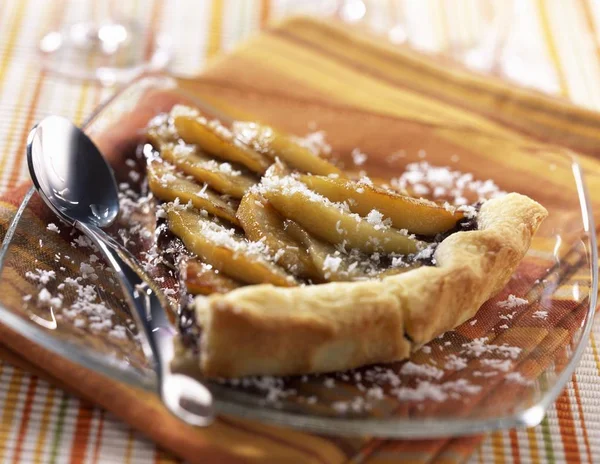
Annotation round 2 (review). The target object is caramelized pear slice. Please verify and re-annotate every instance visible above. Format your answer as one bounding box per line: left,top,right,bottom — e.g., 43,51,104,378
171,106,271,174
167,208,296,287
237,192,319,279
158,142,256,198
299,175,463,235
284,220,415,281
147,160,240,226
183,258,242,295
233,122,342,176
261,176,423,254
284,220,364,281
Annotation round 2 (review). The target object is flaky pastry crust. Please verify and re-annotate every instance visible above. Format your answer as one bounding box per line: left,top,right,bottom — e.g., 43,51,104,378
183,193,547,378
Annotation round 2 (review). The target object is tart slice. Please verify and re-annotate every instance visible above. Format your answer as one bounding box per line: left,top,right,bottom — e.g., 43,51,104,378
193,193,546,377
143,105,548,378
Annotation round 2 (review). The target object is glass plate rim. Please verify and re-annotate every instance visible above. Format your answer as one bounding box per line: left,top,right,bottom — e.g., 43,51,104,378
0,74,597,438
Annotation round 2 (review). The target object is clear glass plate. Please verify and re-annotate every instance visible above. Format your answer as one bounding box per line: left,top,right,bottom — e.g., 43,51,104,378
0,75,596,438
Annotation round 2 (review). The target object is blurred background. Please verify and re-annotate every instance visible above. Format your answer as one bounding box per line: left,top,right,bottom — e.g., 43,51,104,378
0,0,593,200
31,0,591,96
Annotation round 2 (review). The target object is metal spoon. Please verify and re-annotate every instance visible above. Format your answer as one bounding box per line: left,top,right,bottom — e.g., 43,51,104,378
27,115,214,426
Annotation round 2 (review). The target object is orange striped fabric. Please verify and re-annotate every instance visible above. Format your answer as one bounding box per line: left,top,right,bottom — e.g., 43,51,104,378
0,1,599,463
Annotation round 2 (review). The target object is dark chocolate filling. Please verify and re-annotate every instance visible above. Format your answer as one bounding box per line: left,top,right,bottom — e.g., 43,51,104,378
179,296,200,354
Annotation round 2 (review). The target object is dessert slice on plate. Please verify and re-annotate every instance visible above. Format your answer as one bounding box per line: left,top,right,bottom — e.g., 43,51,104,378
145,105,548,378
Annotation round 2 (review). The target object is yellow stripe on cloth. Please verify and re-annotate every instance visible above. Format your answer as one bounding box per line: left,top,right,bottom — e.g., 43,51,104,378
491,431,505,464
526,425,541,464
0,367,26,462
0,0,29,92
206,0,225,59
33,384,57,463
0,63,39,194
535,0,569,97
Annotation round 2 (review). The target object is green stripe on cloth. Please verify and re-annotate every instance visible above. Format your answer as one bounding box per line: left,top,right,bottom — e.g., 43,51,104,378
49,392,70,464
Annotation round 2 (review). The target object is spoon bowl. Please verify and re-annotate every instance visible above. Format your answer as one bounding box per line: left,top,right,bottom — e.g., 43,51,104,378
27,115,119,228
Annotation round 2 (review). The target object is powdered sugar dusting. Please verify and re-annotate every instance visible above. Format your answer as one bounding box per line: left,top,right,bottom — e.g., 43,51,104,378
505,372,533,385
365,209,392,230
291,131,332,157
400,361,444,379
461,337,522,360
46,223,60,233
497,294,529,309
351,148,368,166
322,255,342,274
392,379,481,402
481,358,513,372
444,355,468,371
25,269,56,285
391,161,504,205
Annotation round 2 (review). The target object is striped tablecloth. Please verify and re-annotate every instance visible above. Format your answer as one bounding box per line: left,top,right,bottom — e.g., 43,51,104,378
0,1,600,462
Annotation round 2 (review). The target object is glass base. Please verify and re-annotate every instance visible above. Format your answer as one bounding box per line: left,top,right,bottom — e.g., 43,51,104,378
39,20,171,85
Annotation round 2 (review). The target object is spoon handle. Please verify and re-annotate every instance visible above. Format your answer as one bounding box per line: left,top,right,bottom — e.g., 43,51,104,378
76,221,214,426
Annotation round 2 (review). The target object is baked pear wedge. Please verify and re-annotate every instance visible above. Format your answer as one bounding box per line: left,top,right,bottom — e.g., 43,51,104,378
260,176,424,254
284,220,366,281
284,220,415,281
299,175,463,235
237,192,320,280
183,258,243,295
167,207,296,287
158,142,256,198
233,121,342,176
171,106,271,174
147,160,240,226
